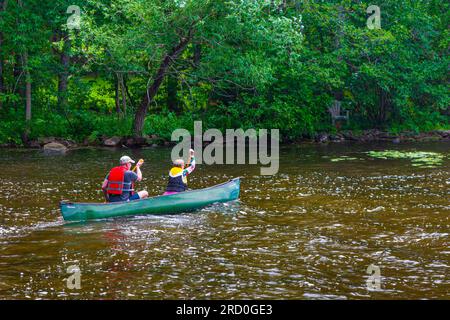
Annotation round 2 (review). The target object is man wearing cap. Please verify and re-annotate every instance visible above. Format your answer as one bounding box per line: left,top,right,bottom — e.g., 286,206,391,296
101,156,149,202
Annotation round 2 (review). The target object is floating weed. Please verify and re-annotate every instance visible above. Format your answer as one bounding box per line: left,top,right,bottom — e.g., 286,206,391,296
366,150,445,168
330,156,360,162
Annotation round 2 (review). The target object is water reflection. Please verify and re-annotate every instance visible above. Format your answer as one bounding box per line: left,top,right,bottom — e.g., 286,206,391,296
0,142,449,299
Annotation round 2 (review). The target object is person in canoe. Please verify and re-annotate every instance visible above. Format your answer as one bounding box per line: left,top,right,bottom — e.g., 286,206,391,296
102,155,149,202
163,149,196,195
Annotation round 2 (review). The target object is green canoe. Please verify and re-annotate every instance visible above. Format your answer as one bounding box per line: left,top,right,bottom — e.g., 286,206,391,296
59,178,240,221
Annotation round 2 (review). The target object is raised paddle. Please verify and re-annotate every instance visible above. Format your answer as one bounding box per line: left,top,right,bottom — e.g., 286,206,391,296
132,159,144,172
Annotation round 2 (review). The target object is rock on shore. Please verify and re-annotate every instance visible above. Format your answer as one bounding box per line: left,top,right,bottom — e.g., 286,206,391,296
103,136,122,147
2,129,449,149
43,142,68,155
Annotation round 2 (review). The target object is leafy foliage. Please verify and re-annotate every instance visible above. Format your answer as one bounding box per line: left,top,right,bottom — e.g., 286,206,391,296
0,0,448,145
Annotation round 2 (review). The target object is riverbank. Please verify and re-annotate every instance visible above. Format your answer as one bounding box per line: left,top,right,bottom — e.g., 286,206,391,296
1,129,449,151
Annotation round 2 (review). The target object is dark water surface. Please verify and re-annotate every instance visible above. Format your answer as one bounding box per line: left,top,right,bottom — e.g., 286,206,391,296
0,142,449,299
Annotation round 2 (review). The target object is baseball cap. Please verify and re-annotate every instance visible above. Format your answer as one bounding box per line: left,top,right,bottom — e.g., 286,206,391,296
120,155,135,164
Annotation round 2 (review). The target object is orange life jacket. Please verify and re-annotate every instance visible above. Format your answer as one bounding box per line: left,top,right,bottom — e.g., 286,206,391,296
106,166,134,195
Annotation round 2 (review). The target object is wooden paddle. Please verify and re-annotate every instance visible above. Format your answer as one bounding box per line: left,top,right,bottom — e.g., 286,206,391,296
132,159,144,172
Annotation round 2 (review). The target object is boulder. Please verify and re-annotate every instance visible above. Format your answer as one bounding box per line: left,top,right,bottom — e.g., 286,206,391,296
27,140,41,148
418,136,441,142
434,130,450,138
43,142,67,155
103,136,122,147
378,133,398,140
401,131,417,137
36,137,78,148
82,137,91,146
341,131,358,141
360,132,375,142
58,139,77,148
124,137,147,148
124,138,134,147
399,136,416,142
315,133,329,143
330,134,344,142
38,137,56,145
135,137,147,146
0,142,17,148
144,135,165,146
370,129,382,136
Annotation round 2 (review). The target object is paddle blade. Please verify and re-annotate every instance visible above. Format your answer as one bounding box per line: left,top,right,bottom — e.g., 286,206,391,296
132,159,144,171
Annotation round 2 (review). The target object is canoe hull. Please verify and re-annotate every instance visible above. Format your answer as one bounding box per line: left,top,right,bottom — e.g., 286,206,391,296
60,178,240,221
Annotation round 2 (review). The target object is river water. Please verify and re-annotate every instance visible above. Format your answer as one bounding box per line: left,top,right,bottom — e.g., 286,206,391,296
0,142,448,299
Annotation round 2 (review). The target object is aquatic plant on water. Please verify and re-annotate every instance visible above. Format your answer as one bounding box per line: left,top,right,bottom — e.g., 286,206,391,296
330,156,360,162
366,150,445,168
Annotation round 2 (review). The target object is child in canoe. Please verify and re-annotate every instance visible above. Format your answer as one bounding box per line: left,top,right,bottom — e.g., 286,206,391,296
164,149,195,195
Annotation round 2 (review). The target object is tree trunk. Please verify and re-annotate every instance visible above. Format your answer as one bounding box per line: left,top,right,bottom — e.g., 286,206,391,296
115,73,121,114
132,36,192,137
378,88,390,125
0,1,8,110
114,73,127,116
123,75,134,110
17,0,31,142
12,56,23,110
21,51,31,143
119,73,127,115
193,43,201,66
166,73,179,113
23,52,31,121
14,0,25,113
25,74,31,120
0,32,3,110
57,33,70,112
335,5,344,51
332,5,345,114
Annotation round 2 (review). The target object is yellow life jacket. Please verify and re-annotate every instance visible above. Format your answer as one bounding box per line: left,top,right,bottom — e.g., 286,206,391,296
166,167,188,192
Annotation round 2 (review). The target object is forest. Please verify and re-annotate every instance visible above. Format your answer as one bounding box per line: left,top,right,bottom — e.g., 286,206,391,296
0,0,448,145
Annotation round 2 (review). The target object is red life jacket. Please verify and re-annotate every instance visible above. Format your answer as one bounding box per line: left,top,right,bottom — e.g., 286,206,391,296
106,166,134,195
